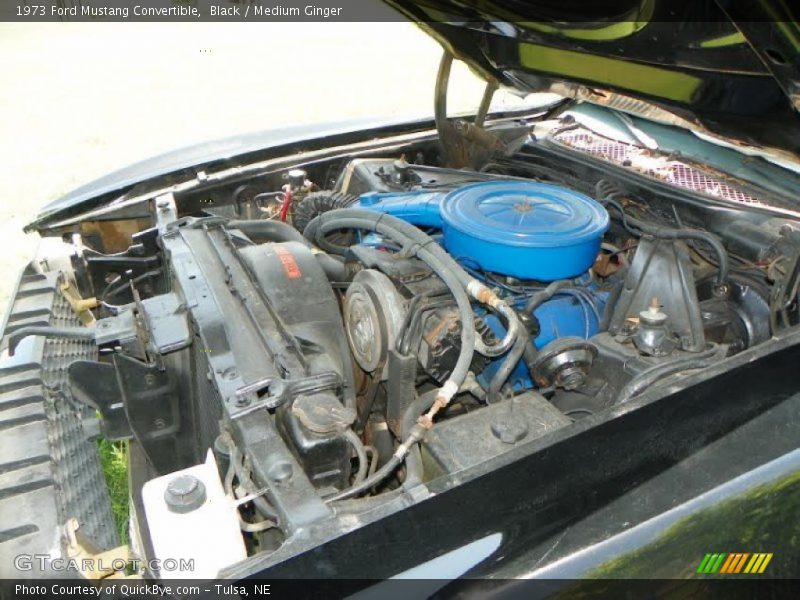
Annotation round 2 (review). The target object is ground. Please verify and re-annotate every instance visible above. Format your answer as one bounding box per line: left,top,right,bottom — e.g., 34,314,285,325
0,22,499,320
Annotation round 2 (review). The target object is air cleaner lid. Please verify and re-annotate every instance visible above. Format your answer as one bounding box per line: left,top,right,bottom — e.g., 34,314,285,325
440,181,609,248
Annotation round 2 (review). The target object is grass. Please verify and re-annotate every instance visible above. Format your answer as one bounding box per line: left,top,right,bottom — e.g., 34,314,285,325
97,439,130,544
549,469,800,593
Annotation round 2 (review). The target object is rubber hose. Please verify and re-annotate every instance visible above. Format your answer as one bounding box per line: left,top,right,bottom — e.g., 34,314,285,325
365,445,379,477
314,252,348,281
238,515,276,533
522,344,539,376
487,323,530,403
228,219,310,246
617,346,720,403
599,280,624,331
292,191,358,234
305,209,476,290
598,193,729,289
330,488,405,515
638,222,729,289
524,280,572,314
324,423,427,503
229,219,347,281
343,428,368,486
222,438,276,521
304,210,477,389
600,196,641,238
325,455,401,503
304,209,476,298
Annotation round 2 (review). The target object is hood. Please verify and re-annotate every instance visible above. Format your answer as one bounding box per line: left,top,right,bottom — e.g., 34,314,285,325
27,2,799,232
388,0,800,159
26,115,439,232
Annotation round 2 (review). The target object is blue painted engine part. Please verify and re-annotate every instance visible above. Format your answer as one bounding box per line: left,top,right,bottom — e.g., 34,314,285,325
478,286,609,391
357,181,609,281
359,190,444,227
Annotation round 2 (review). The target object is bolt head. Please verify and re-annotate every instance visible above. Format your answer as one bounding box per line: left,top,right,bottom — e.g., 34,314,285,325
557,368,586,391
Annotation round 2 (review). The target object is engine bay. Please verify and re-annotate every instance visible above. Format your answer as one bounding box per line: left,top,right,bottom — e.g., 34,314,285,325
13,111,800,578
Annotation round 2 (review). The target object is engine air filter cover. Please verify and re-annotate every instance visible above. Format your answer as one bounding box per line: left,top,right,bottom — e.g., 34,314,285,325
440,181,609,281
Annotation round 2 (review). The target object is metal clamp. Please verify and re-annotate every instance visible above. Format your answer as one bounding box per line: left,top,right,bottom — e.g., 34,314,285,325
232,371,342,417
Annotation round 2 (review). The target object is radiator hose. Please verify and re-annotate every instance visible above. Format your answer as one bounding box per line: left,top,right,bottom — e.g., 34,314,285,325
228,219,347,281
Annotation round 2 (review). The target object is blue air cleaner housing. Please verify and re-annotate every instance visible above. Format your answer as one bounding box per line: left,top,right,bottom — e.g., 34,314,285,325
357,181,609,281
440,181,609,281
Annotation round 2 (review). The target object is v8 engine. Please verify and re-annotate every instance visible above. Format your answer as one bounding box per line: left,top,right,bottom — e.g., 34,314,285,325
23,152,781,578
343,179,611,396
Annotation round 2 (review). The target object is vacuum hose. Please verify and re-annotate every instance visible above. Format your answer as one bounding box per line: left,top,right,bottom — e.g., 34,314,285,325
595,184,729,292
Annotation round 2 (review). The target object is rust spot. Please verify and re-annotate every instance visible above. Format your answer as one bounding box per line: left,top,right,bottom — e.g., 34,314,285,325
475,286,495,305
593,252,620,277
423,313,453,346
417,415,434,429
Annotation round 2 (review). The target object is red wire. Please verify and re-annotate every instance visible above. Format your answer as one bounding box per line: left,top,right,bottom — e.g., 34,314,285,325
279,189,293,222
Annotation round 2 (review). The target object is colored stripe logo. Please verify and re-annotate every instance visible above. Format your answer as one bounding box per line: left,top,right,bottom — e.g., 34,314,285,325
697,552,773,574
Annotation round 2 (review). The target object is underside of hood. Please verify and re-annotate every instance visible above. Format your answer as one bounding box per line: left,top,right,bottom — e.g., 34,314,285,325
388,0,800,159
